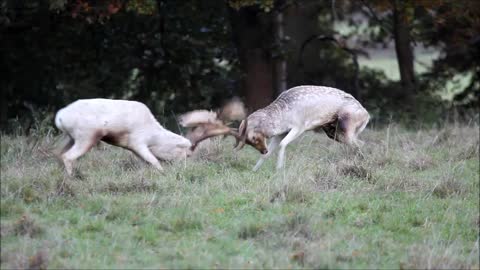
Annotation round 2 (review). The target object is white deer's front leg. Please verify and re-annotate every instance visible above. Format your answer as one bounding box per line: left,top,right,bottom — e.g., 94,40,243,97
130,144,163,171
276,128,302,170
253,135,283,171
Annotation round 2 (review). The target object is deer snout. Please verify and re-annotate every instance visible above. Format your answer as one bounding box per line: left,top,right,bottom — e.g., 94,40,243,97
261,149,268,155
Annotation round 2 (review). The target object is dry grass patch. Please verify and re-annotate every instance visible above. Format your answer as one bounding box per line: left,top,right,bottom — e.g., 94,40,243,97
375,174,424,192
454,140,479,161
54,177,77,197
402,243,478,269
407,154,435,171
337,161,376,184
269,183,314,204
432,176,468,198
1,248,49,270
13,215,44,237
101,178,159,194
312,166,342,191
118,155,145,171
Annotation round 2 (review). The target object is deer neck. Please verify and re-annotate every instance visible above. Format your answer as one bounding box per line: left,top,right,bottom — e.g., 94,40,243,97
250,107,289,138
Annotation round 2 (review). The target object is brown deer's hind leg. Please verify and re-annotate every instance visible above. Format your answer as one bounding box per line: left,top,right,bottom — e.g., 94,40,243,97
318,121,343,142
317,113,368,154
336,114,368,159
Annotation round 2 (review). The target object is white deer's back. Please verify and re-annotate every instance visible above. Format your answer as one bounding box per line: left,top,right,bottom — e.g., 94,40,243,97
57,99,159,134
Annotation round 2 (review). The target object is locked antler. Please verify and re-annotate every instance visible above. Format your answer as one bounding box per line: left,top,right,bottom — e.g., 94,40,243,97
179,99,247,151
185,122,242,151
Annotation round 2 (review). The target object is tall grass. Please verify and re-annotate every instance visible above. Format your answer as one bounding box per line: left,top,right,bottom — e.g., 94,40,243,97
1,120,479,269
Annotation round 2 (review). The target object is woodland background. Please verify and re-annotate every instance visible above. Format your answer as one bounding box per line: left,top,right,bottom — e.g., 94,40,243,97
1,0,479,132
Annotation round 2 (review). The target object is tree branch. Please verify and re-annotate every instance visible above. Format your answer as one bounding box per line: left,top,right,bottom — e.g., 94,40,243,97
298,35,369,99
331,0,337,21
359,0,392,33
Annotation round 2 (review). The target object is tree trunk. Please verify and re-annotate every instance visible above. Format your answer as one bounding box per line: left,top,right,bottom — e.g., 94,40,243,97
392,0,416,96
273,10,287,94
0,85,8,131
229,7,274,111
283,1,323,86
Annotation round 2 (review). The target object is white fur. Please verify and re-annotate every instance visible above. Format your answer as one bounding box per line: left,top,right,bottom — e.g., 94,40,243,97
55,98,191,175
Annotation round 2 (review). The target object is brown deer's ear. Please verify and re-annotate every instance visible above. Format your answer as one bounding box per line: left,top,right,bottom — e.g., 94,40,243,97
238,119,247,137
234,120,245,148
235,119,248,150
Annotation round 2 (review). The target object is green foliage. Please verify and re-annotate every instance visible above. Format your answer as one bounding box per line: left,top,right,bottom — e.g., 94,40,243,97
2,0,479,132
229,0,275,12
353,0,480,108
126,0,157,15
1,0,239,131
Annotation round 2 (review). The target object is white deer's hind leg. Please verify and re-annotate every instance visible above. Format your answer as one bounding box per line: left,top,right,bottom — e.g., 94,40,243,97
56,134,74,156
276,128,303,170
62,138,97,176
253,135,283,171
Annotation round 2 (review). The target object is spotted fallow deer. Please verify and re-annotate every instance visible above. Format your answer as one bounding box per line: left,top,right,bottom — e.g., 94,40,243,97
235,85,370,171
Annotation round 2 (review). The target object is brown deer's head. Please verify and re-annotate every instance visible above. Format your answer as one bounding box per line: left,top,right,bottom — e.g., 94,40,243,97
179,99,267,154
236,119,268,154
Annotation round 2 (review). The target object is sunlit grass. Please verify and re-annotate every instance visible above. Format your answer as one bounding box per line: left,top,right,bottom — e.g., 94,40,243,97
358,47,472,99
357,47,439,81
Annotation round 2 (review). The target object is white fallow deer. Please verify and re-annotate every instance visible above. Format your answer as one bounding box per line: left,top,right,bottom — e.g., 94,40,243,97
234,85,370,171
55,99,192,175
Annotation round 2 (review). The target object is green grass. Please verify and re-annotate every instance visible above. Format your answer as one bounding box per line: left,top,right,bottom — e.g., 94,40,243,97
1,123,479,269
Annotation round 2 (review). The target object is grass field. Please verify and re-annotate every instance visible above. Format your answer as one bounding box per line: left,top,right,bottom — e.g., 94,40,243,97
1,122,479,269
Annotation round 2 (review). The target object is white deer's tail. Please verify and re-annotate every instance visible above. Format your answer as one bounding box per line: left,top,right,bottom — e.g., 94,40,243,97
54,109,65,132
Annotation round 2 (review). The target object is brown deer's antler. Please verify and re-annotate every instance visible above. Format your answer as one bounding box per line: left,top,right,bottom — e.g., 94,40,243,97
218,97,246,123
186,123,242,151
179,100,247,151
